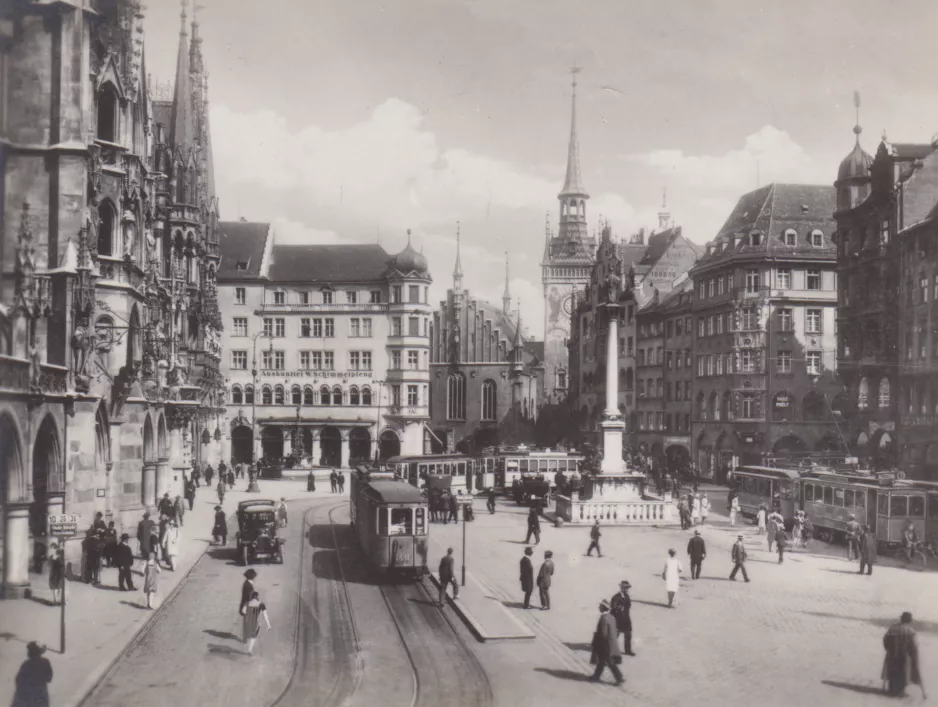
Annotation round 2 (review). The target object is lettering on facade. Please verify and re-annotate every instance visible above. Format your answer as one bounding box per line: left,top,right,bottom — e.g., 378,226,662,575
258,371,374,380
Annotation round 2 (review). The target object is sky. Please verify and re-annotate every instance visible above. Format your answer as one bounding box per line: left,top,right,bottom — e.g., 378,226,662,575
144,0,938,336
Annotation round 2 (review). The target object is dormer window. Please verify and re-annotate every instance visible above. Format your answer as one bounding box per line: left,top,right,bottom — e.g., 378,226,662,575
235,259,250,272
749,232,763,247
810,230,824,247
273,290,285,305
783,229,797,246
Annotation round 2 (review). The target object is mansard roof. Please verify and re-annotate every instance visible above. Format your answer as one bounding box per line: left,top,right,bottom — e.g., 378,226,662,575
268,244,391,283
217,221,270,280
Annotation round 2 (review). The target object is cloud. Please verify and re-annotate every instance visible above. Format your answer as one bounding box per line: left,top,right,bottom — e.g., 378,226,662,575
270,217,347,246
627,125,828,192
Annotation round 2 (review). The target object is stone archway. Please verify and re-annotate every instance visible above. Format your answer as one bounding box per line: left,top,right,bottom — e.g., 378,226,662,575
1,413,27,596
320,427,341,467
773,435,806,455
30,415,61,574
379,429,401,461
349,428,371,465
231,425,253,465
261,426,284,462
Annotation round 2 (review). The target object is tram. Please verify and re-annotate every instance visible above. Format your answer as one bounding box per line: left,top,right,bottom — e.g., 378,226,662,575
349,465,428,577
479,448,585,491
732,465,801,527
384,453,473,492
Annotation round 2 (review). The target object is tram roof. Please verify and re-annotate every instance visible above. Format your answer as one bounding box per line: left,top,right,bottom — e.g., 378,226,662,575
363,480,426,504
736,465,803,480
386,454,471,462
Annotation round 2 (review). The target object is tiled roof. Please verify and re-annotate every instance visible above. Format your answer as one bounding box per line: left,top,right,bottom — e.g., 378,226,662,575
639,227,680,266
899,146,938,227
524,340,545,362
890,143,932,160
267,244,390,283
217,221,270,280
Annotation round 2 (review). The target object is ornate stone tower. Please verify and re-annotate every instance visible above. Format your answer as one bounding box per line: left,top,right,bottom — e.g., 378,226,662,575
542,67,596,403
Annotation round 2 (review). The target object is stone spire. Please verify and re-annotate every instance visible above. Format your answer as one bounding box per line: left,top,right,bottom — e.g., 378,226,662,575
453,221,463,291
502,252,511,314
170,0,195,151
560,65,587,197
657,187,670,230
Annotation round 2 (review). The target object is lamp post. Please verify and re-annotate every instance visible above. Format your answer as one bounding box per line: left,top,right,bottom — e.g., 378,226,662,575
247,331,269,493
294,402,303,461
373,379,385,462
460,497,469,587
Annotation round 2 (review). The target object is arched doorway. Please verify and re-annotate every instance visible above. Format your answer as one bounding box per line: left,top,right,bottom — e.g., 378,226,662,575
773,435,806,455
1,414,25,594
261,426,283,462
665,445,690,474
231,425,253,464
31,416,61,574
379,429,401,461
349,428,371,464
320,427,341,467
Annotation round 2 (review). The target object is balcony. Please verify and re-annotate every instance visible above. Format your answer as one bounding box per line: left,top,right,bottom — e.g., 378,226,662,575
0,356,29,391
167,204,201,224
733,286,770,302
256,302,389,314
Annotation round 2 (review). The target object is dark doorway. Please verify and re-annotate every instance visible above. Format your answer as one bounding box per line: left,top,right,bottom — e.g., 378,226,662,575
321,427,341,467
231,425,253,464
261,426,283,462
349,428,371,465
379,430,401,461
31,416,59,575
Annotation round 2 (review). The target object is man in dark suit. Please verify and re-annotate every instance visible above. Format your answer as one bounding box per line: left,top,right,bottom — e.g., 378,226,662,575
438,547,458,606
486,488,497,514
525,507,541,545
447,493,459,523
729,534,750,582
519,547,534,608
588,600,624,685
610,580,635,656
687,529,706,579
115,533,136,591
537,550,554,610
586,520,602,557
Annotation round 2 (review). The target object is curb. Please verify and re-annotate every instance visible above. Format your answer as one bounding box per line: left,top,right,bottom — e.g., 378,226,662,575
427,572,535,642
69,537,215,707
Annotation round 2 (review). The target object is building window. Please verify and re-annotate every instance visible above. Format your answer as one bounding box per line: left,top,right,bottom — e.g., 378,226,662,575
362,351,371,370
783,229,796,246
362,387,372,405
231,385,243,404
740,350,757,373
331,386,342,405
97,202,117,257
232,318,247,336
806,309,822,334
350,318,361,337
350,351,360,370
244,385,254,404
273,290,285,305
370,290,382,303
741,394,760,419
698,319,705,337
392,286,402,303
407,350,419,370
235,287,246,305
392,317,402,336
292,385,302,405
741,307,758,331
880,220,889,245
806,351,821,376
777,308,793,331
322,289,333,304
299,351,310,369
407,385,419,407
447,373,466,420
325,319,335,337
698,282,706,299
697,356,705,377
777,268,792,290
263,318,273,337
362,318,373,337
708,279,716,297
408,317,420,336
716,316,724,335
300,318,311,337
232,351,247,370
299,291,310,305
261,385,272,405
274,318,285,337
777,350,791,373
347,290,358,304
323,352,334,370
806,270,821,290
319,385,331,406
878,378,891,408
391,384,401,407
810,230,824,247
391,350,402,369
96,83,119,141
408,285,420,303
920,275,929,303
350,387,361,405
745,269,760,293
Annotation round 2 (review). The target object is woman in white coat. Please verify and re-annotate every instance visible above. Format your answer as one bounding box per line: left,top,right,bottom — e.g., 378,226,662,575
690,494,700,526
161,519,181,571
756,504,767,535
662,548,683,608
730,495,740,526
699,494,711,524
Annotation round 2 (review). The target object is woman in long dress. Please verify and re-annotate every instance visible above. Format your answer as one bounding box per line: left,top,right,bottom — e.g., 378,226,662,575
700,494,711,525
756,504,767,535
47,543,64,605
730,496,740,526
242,591,271,656
661,548,683,608
690,494,700,526
277,499,288,528
161,519,181,571
143,551,161,609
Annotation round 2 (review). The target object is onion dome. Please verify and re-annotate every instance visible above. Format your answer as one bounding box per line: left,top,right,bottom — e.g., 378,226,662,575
838,125,873,182
388,230,429,275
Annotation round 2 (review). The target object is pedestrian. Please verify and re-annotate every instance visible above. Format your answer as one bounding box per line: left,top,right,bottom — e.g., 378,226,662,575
240,568,257,615
690,494,700,526
337,471,345,493
47,543,64,605
217,478,226,504
677,497,689,530
86,529,102,585
212,505,227,546
115,533,136,591
277,498,288,528
775,525,787,564
204,464,214,487
143,551,161,609
792,510,804,546
330,469,338,493
487,487,496,514
845,514,861,561
103,521,117,567
729,495,740,526
859,524,877,576
699,494,711,525
307,471,316,493
162,519,181,571
185,479,196,512
524,506,541,545
448,492,459,523
519,547,534,609
438,547,459,606
801,514,813,549
588,600,624,686
536,550,554,610
882,612,926,699
227,469,235,491
218,460,227,481
767,512,779,552
586,520,602,557
609,580,636,656
11,641,53,707
687,529,706,579
756,504,767,535
158,493,173,519
92,511,107,533
241,591,271,657
661,548,682,608
901,520,919,563
192,466,201,488
173,495,186,527
729,534,750,582
157,514,169,564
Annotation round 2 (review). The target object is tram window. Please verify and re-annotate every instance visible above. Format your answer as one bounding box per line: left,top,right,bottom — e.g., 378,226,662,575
823,486,833,505
540,461,549,471
930,495,938,518
519,460,528,472
549,460,558,471
457,462,465,476
890,496,908,517
378,509,389,535
759,479,770,497
855,491,865,510
909,496,925,518
419,464,427,476
389,508,413,535
415,508,426,535
845,490,854,508
834,488,845,507
780,482,792,500
487,459,494,472
444,463,452,476
878,495,888,516
804,484,814,503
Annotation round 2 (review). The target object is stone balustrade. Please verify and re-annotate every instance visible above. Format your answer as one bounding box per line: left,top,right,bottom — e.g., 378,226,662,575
554,494,675,525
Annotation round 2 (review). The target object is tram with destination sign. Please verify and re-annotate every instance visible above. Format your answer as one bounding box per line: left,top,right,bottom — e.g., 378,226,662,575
479,448,585,491
349,466,428,577
384,453,474,492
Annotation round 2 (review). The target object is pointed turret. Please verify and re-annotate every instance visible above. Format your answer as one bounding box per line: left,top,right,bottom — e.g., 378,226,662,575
835,90,873,212
170,1,195,152
502,252,511,314
453,221,463,291
553,66,591,256
657,187,670,230
511,312,524,375
560,67,587,198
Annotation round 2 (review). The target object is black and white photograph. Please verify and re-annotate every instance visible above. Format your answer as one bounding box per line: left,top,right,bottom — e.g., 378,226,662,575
0,1,935,706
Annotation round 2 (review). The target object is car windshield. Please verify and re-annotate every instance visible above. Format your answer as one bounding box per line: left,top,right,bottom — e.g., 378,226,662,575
246,511,276,523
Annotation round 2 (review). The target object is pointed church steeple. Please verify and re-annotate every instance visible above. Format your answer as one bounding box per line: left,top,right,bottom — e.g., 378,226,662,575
502,252,512,314
453,221,463,292
511,312,524,375
170,1,195,152
560,66,586,198
555,65,591,254
657,187,670,230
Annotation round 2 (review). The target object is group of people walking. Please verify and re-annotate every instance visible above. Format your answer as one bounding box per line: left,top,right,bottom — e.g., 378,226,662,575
676,491,711,530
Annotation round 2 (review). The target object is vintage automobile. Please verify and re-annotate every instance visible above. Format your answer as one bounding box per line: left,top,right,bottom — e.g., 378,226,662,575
512,474,551,507
235,499,285,565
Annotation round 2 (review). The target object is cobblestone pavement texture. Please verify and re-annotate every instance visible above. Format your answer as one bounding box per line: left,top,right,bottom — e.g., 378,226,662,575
0,475,334,707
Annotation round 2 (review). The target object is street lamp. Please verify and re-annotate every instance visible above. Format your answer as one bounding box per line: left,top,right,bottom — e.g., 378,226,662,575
247,331,270,493
294,402,304,461
373,379,385,462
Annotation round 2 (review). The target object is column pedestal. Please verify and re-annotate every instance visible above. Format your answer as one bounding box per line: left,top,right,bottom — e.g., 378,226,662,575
311,435,321,466
340,435,350,469
3,503,31,598
600,419,627,474
155,458,170,505
142,462,156,508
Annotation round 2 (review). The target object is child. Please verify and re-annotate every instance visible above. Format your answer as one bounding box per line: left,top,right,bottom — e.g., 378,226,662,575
143,551,161,609
242,591,271,656
277,498,288,528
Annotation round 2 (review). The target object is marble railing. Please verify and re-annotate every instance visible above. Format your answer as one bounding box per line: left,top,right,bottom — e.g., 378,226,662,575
554,494,675,525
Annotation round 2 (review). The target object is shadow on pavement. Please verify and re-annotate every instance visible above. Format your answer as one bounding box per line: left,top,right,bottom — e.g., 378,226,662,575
119,600,149,610
501,601,529,610
500,540,530,545
203,629,240,641
821,680,886,695
630,598,671,609
563,642,592,653
0,632,24,643
803,611,938,635
207,643,247,658
534,667,592,682
26,595,57,607
823,569,863,575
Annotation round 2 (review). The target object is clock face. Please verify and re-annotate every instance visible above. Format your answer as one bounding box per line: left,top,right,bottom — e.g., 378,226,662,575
562,295,573,316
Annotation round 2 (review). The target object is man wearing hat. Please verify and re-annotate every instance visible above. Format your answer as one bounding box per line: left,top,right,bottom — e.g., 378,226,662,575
536,550,554,610
586,519,602,558
845,513,861,561
115,532,136,591
687,529,707,580
212,505,227,546
240,569,257,615
136,510,155,559
11,641,53,707
729,534,750,582
519,547,535,609
610,581,636,656
858,524,877,575
589,600,623,685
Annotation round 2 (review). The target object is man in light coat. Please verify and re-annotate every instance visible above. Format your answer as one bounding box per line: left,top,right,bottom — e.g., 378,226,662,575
588,600,624,685
161,519,181,571
729,534,750,582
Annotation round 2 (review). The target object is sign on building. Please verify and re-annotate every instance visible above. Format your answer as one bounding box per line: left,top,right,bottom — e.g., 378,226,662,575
48,514,81,537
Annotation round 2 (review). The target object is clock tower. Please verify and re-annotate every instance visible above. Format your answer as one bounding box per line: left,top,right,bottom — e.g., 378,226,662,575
542,66,596,402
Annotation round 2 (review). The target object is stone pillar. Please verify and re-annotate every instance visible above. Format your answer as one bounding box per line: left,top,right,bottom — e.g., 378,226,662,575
155,458,171,504
605,314,620,416
142,462,156,508
3,503,31,598
46,492,65,518
283,429,292,457
311,431,321,466
340,433,350,469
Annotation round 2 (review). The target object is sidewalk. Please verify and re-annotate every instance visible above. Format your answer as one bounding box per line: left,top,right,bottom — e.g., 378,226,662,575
0,476,330,707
